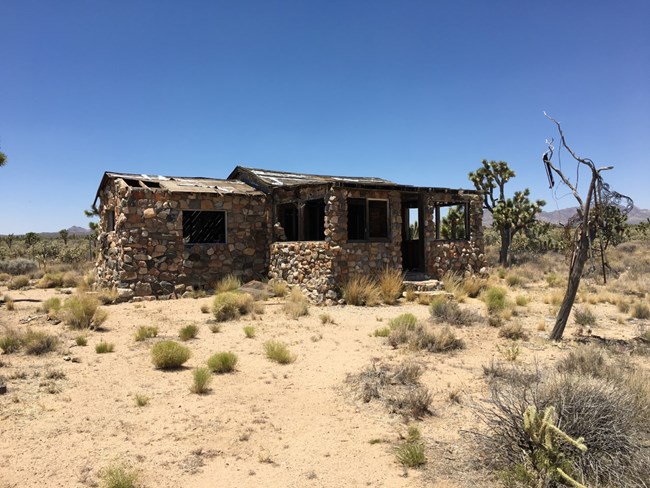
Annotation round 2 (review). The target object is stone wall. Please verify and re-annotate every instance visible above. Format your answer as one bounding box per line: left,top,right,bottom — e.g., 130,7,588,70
96,178,270,298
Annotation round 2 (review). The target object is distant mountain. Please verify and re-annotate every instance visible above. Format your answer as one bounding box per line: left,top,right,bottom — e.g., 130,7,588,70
36,226,93,238
483,206,650,226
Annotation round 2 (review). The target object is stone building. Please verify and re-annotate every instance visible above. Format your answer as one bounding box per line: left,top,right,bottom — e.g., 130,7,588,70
93,166,485,302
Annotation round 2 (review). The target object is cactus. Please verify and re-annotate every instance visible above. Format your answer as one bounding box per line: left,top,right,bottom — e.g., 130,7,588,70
523,405,587,487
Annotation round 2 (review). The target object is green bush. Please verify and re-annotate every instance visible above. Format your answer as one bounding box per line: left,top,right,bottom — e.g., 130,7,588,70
60,293,108,329
41,297,62,314
99,462,139,488
95,341,115,353
483,287,507,313
212,292,255,322
178,324,199,341
190,367,212,394
243,325,256,338
0,258,38,276
151,340,191,369
264,340,295,364
395,439,426,468
389,313,418,330
75,335,88,346
207,351,238,373
134,326,158,342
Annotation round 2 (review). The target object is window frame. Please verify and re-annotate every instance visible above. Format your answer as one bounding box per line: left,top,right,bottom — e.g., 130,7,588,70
182,210,227,245
347,197,390,242
434,202,470,241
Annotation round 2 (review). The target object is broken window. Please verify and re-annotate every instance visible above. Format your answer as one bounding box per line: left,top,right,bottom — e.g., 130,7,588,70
183,210,226,244
436,204,468,240
106,209,115,232
347,198,389,241
276,200,325,241
277,203,299,241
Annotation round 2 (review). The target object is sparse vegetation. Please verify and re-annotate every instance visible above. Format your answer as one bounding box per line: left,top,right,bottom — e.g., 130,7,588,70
99,461,139,488
212,291,255,322
151,341,191,369
8,275,30,290
389,323,464,353
191,367,212,394
207,351,238,373
134,326,158,342
60,293,108,329
319,313,334,324
483,286,507,313
429,297,482,326
134,393,149,407
632,302,650,319
264,340,295,364
574,307,596,326
214,274,241,294
498,322,527,340
0,327,23,353
178,324,199,341
342,275,381,306
395,435,426,468
95,341,115,353
75,335,88,346
23,329,59,355
378,267,403,304
4,295,15,311
200,304,210,314
41,297,62,314
283,287,309,318
269,279,288,297
243,325,256,338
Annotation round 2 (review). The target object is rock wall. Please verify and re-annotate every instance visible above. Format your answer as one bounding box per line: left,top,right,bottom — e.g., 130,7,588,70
96,179,270,298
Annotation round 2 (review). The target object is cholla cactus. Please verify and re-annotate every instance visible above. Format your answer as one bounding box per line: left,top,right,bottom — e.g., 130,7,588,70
523,405,587,488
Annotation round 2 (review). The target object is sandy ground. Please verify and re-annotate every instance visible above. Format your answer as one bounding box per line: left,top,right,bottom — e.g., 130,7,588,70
1,276,648,488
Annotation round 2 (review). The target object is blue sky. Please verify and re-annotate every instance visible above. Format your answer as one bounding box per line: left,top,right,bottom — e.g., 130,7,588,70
1,0,648,234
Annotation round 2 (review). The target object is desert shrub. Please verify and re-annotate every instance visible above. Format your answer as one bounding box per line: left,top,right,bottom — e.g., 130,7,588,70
556,346,611,379
497,341,520,361
404,288,417,302
0,272,10,282
473,372,650,487
411,325,464,352
151,340,191,369
505,273,524,287
515,295,529,306
632,302,650,319
40,297,62,314
0,327,23,353
36,272,64,288
545,272,564,288
269,279,288,297
190,367,212,394
264,340,295,364
283,288,309,318
0,258,38,276
97,287,118,305
462,275,488,298
483,287,507,313
8,275,30,290
243,325,256,338
395,438,426,468
498,322,527,340
347,361,431,419
23,330,58,355
75,335,88,346
378,268,403,304
134,393,149,407
60,293,108,329
134,326,158,342
617,299,631,313
200,304,210,314
62,271,80,288
429,298,481,326
342,275,381,306
95,341,115,353
212,291,254,322
4,295,15,311
208,323,222,333
207,351,238,373
190,289,206,299
214,274,241,294
178,324,199,341
99,461,139,488
574,307,596,326
319,313,334,324
389,313,417,330
373,326,391,337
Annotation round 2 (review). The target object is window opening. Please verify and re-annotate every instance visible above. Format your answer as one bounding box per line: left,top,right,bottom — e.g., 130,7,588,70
437,204,468,240
304,199,325,241
277,203,299,241
347,198,389,241
183,210,226,244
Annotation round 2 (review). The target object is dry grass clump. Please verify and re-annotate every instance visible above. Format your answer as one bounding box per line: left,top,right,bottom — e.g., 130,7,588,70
264,340,295,364
319,313,334,324
75,335,88,346
342,275,381,306
631,302,650,319
515,295,529,306
40,297,62,314
389,322,464,353
498,322,527,340
505,273,524,287
214,274,241,294
545,271,564,288
378,267,403,304
243,325,256,338
574,306,596,326
190,367,212,394
0,327,22,353
395,426,426,468
99,461,139,488
441,271,466,301
556,346,611,379
95,341,115,353
212,291,255,322
347,360,432,419
150,340,191,369
97,287,119,305
60,293,108,329
483,286,508,313
268,279,289,297
178,324,199,341
23,329,59,355
389,312,418,330
429,297,482,326
283,287,309,318
8,275,30,290
473,352,650,487
134,326,158,342
207,351,238,373
3,294,15,311
36,272,65,289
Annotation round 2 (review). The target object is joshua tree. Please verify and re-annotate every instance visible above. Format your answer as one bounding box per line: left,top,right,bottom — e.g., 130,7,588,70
469,160,545,266
59,229,69,245
0,151,6,167
543,113,632,341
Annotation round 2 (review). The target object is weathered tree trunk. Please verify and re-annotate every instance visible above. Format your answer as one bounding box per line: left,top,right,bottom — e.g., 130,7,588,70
550,230,590,340
498,228,511,266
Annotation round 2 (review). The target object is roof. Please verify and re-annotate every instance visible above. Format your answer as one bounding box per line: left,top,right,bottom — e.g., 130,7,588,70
94,172,264,203
228,166,397,191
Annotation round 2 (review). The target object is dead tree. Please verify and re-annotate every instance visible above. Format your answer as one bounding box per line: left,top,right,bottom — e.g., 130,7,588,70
542,113,632,341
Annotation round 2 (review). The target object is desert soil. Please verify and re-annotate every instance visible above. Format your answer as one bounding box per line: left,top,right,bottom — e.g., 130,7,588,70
0,278,647,488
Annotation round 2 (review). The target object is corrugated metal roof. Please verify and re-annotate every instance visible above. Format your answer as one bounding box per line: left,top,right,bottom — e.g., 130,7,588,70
231,166,397,188
101,172,264,195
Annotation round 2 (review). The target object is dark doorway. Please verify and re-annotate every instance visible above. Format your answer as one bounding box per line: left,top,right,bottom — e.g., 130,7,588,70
401,196,424,271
